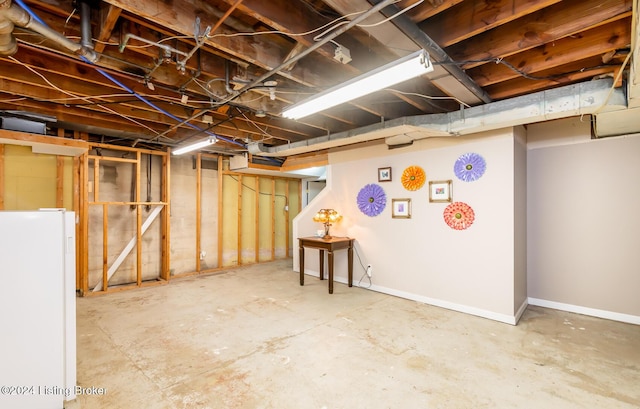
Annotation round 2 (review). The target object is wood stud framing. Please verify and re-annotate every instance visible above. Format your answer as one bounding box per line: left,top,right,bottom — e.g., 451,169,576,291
160,151,171,281
0,137,300,296
56,157,64,208
81,144,169,295
219,164,301,269
196,153,202,273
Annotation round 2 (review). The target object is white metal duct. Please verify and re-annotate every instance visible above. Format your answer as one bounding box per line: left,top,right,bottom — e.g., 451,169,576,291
250,78,628,157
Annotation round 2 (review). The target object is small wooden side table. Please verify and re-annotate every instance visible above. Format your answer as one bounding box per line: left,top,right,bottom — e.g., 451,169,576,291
298,236,354,294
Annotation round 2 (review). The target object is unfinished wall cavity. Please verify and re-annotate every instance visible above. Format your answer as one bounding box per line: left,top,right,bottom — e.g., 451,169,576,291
0,144,73,210
85,147,166,292
2,136,302,296
220,159,300,267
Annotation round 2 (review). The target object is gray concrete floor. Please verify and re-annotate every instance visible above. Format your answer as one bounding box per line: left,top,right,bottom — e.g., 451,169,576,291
71,259,640,409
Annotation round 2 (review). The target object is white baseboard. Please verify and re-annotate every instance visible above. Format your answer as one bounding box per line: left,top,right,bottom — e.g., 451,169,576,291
306,272,519,325
528,298,640,325
303,273,640,326
514,298,528,324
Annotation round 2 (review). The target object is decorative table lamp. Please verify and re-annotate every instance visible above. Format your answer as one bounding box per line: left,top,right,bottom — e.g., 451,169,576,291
313,209,342,239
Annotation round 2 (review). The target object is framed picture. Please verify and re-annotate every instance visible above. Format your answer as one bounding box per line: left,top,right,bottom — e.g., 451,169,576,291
429,180,452,203
392,198,411,218
378,167,392,182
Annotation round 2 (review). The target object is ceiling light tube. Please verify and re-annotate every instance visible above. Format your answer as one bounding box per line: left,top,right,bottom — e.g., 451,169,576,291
282,49,433,120
172,137,216,155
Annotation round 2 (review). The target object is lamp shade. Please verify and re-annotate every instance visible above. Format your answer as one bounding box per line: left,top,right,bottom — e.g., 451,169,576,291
313,209,341,239
313,209,341,224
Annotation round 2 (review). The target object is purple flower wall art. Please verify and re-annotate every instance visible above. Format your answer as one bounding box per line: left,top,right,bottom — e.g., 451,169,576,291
454,152,486,182
357,183,386,217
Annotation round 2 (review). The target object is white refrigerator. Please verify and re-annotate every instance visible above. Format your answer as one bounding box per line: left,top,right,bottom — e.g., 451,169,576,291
0,210,77,409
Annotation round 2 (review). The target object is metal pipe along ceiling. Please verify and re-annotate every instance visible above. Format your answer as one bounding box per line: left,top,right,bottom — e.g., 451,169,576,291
0,0,97,61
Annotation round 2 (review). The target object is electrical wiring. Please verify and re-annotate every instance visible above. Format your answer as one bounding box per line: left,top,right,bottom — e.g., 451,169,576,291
0,96,28,103
239,111,292,145
63,8,76,32
436,57,625,82
357,0,424,28
353,244,372,289
227,175,289,203
193,76,280,109
204,1,409,47
7,55,162,135
593,0,636,116
12,1,245,148
16,0,421,124
386,88,471,108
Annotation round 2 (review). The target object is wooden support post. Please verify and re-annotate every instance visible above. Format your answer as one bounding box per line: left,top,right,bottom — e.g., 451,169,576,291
102,204,108,291
93,158,100,202
136,151,142,286
196,153,202,272
0,144,4,210
217,157,223,267
56,128,65,208
80,152,89,295
56,156,64,208
255,176,260,263
160,151,170,281
237,174,243,265
271,178,275,260
298,179,302,220
72,156,80,290
285,179,290,258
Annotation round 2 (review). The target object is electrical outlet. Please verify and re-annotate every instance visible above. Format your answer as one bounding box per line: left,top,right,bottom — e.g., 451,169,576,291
366,264,372,277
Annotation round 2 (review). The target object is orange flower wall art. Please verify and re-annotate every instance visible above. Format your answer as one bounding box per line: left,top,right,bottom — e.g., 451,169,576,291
401,165,426,191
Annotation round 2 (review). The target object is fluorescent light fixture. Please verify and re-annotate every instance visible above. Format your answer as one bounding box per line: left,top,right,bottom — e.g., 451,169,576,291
282,49,433,120
172,137,216,155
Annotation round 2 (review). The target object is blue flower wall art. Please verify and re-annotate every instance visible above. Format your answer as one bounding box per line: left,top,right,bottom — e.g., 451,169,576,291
454,152,486,182
357,183,386,217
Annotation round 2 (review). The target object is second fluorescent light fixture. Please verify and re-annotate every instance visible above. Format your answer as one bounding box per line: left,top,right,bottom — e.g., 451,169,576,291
282,49,433,120
172,137,216,155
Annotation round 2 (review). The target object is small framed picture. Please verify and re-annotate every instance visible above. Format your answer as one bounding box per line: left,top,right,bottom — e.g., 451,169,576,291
378,167,392,182
429,180,452,203
392,198,411,218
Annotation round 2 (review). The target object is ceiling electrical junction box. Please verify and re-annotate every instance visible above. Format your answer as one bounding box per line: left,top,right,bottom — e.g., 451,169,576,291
334,45,351,64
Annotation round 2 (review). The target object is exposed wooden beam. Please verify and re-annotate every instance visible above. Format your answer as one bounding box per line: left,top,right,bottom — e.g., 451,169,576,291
407,0,464,21
94,4,122,54
281,151,328,171
422,0,562,47
469,18,632,87
485,56,618,99
0,129,87,156
447,0,632,68
102,0,325,87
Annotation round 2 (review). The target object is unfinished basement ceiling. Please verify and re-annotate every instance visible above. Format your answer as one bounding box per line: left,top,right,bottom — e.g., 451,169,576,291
0,0,636,157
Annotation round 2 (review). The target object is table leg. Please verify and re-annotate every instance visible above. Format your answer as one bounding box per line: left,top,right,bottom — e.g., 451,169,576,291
318,249,324,280
348,243,353,287
299,245,304,286
328,250,334,294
